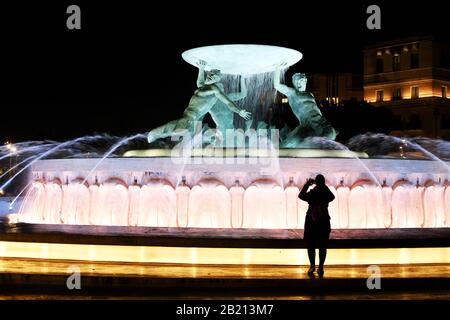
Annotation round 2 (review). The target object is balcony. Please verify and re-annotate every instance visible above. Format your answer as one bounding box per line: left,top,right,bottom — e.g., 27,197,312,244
364,68,434,85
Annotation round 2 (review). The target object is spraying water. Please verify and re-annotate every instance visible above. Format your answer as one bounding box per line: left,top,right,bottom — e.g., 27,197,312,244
0,134,119,191
409,137,450,161
403,138,450,173
305,137,382,187
221,70,286,130
0,142,58,161
0,155,39,180
259,130,284,189
81,133,147,185
347,133,450,174
173,130,205,188
9,179,35,210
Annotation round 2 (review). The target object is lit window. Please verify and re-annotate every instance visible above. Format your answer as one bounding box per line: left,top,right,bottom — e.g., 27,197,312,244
376,90,384,102
411,86,419,99
282,98,288,103
442,86,447,98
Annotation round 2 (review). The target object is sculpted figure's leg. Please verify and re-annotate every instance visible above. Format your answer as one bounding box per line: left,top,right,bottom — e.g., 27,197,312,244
147,122,175,143
321,122,338,140
309,113,337,140
298,107,337,140
209,103,234,145
147,118,193,143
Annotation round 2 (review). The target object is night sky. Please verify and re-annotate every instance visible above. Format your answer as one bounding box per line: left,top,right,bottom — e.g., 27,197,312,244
0,1,448,142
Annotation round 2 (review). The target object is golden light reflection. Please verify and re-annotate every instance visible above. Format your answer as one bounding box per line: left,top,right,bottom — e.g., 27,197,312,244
0,241,449,265
364,84,447,102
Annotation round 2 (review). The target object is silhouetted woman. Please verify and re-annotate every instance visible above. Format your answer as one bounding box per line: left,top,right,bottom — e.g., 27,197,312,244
299,174,335,276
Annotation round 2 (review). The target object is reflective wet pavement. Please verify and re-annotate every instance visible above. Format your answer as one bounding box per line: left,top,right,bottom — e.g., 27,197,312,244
0,258,448,299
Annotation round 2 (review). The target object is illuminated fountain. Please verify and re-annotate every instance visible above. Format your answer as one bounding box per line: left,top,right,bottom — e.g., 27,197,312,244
17,153,450,229
4,45,450,230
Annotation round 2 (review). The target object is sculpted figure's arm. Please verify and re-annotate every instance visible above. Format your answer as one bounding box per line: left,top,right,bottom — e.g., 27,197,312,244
212,85,252,120
274,63,296,97
227,76,248,101
196,60,207,88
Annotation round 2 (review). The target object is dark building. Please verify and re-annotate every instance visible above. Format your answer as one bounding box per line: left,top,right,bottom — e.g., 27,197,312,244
310,73,363,104
363,36,450,139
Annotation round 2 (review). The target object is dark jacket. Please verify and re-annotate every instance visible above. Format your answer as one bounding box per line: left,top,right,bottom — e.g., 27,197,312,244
299,183,335,241
299,183,335,222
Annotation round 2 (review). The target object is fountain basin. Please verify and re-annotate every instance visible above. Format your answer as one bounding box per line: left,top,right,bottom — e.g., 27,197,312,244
16,157,450,229
182,44,302,75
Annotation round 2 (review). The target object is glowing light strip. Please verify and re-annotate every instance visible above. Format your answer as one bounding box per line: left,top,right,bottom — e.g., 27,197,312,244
123,149,369,158
366,94,444,103
0,241,448,265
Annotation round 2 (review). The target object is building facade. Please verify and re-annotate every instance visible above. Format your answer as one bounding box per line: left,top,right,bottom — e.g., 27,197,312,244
364,36,450,138
310,73,363,104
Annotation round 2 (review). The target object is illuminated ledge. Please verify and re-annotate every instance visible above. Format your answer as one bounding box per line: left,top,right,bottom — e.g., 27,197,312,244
0,241,449,265
123,148,369,158
2,225,449,248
